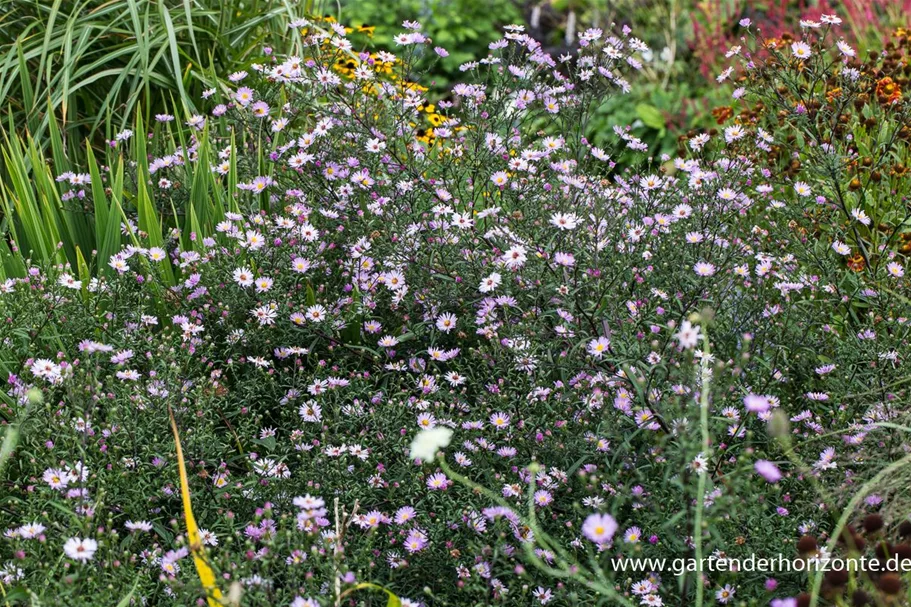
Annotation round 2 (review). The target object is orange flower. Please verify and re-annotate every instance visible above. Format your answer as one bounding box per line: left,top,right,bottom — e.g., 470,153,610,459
712,106,734,125
876,77,901,104
846,253,866,271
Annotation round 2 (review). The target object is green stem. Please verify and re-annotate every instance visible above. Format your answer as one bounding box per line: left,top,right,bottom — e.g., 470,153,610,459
808,452,911,607
439,457,635,607
693,332,712,607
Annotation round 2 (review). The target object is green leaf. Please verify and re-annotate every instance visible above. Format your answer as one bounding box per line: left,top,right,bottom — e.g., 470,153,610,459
87,143,119,276
0,585,30,603
0,419,21,475
46,98,69,174
305,282,316,307
115,577,142,607
158,3,191,111
132,111,175,286
16,42,36,133
343,583,402,607
253,436,277,451
75,246,91,297
635,103,665,131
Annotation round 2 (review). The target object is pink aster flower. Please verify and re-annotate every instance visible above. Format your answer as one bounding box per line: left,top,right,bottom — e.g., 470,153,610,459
743,393,771,413
754,460,782,483
426,472,450,490
791,41,812,59
693,262,716,277
582,513,618,544
587,336,611,358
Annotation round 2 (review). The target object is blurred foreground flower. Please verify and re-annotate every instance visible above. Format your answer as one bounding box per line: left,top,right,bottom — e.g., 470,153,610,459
409,427,453,462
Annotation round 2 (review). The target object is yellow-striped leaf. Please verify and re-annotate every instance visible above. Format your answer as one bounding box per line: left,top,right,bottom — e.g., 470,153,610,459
168,406,223,606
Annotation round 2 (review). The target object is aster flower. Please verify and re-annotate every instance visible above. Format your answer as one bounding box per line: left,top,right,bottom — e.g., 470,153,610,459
831,240,851,255
147,247,167,262
233,267,254,287
693,262,716,277
404,530,429,552
587,336,611,358
57,274,82,290
623,526,642,543
409,428,453,462
836,40,855,57
743,393,771,413
582,513,618,545
43,467,69,490
675,321,701,349
63,537,98,562
426,472,450,490
490,171,509,187
502,245,528,269
305,305,327,322
690,453,709,474
394,507,417,525
715,584,735,604
489,412,511,429
479,272,502,293
550,212,580,230
814,448,837,471
378,335,399,348
436,313,457,333
754,460,782,483
791,41,812,59
17,523,45,539
254,277,273,293
251,305,277,325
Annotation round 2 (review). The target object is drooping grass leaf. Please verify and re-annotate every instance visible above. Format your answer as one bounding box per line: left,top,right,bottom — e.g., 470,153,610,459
168,405,223,607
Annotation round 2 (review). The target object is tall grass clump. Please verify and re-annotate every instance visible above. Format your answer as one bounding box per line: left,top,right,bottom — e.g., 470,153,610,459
0,0,311,149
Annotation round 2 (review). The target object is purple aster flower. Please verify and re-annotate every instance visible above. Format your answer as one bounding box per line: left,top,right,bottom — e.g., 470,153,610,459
582,513,618,545
755,460,782,483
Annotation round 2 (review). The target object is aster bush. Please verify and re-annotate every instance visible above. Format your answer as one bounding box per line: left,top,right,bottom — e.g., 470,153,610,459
1,13,911,607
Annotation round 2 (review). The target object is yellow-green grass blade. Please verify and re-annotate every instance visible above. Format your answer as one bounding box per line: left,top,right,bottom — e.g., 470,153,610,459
168,406,223,606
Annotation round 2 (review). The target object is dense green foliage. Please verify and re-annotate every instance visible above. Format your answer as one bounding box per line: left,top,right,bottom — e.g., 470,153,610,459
0,0,306,147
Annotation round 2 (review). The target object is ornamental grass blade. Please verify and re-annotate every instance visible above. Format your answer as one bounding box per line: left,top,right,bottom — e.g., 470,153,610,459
0,388,39,476
158,3,191,110
86,143,111,273
114,577,141,607
341,582,402,607
0,236,25,279
0,129,62,265
168,406,223,606
133,110,175,286
46,99,69,175
75,246,90,299
27,133,91,264
15,42,37,135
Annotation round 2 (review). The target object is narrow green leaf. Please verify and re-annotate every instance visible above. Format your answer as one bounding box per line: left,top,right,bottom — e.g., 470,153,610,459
133,111,175,286
16,42,36,133
46,98,69,175
343,582,402,607
158,4,191,109
115,577,142,607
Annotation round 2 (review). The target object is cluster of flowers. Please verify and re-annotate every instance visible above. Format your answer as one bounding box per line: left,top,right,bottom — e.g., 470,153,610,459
1,12,909,607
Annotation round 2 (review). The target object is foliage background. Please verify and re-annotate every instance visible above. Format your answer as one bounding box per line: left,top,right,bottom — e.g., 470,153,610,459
1,0,908,164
